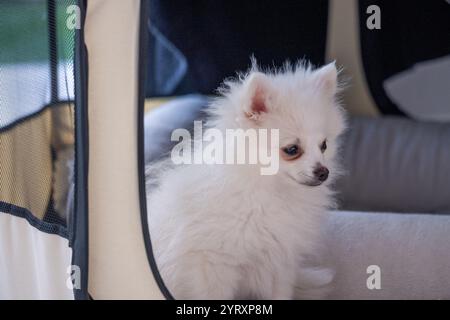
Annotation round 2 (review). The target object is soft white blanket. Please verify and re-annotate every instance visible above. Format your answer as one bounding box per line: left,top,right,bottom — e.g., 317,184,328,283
325,211,450,299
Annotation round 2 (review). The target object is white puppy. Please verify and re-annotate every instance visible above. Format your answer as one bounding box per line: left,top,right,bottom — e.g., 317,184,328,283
146,61,346,299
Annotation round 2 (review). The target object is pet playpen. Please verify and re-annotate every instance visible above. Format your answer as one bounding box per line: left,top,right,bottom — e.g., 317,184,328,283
0,0,167,300
1,0,449,300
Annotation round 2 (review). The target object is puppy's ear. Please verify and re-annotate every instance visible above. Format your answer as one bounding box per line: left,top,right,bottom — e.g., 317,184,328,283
313,61,338,97
243,72,272,119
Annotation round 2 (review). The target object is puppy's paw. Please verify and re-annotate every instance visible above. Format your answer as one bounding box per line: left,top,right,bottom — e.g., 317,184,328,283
294,267,335,299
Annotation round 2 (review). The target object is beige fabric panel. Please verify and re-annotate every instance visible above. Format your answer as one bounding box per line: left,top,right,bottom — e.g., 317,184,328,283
0,104,73,220
326,0,379,116
85,0,165,299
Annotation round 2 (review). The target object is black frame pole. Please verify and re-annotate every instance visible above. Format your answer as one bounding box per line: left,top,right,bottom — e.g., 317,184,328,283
72,0,90,300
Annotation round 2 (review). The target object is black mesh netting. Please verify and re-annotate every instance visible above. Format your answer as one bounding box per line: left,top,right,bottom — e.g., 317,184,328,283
0,0,77,237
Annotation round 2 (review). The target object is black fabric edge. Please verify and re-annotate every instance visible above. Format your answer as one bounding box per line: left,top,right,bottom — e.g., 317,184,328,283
0,100,73,134
357,1,405,116
72,0,89,300
0,201,68,238
138,0,173,300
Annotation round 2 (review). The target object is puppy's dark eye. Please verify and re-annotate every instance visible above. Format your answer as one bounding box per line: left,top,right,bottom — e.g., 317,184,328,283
320,140,327,153
283,144,301,157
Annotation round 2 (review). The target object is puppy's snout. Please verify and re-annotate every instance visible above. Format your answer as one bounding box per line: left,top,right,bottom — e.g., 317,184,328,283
313,165,329,182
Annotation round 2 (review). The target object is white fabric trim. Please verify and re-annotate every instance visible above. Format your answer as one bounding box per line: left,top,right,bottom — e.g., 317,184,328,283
0,214,73,300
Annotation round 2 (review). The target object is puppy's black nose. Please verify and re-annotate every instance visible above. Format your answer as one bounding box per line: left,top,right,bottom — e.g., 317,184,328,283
313,166,329,182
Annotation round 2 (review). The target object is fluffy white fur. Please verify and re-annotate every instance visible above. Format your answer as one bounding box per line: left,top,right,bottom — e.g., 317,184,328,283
146,61,346,299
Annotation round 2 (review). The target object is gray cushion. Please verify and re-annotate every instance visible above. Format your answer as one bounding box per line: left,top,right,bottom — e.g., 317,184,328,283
336,116,450,213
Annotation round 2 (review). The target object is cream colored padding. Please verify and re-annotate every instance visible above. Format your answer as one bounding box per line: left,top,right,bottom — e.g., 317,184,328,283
326,0,379,116
0,214,73,300
85,0,165,299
